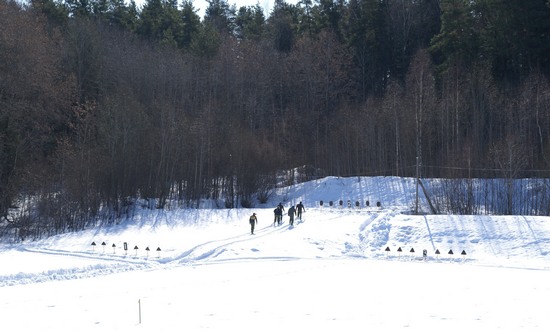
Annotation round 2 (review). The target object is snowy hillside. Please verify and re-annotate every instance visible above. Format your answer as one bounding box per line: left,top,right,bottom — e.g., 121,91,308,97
1,176,549,330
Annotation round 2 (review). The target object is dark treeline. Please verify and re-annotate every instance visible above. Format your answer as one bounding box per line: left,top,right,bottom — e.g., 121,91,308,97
1,0,550,238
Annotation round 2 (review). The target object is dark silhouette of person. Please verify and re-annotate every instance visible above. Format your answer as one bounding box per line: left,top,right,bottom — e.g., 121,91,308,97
296,201,305,220
288,206,296,226
249,213,258,234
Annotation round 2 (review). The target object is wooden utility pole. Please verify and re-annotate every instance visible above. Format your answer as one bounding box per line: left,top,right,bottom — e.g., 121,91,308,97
415,156,419,214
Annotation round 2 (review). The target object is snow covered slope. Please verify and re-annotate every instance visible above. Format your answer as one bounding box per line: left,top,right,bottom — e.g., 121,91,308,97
1,177,550,330
2,176,549,287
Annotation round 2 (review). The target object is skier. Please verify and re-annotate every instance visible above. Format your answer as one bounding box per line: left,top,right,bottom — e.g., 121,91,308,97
277,202,285,213
288,205,296,226
273,207,279,226
274,206,283,226
249,213,258,234
296,201,305,220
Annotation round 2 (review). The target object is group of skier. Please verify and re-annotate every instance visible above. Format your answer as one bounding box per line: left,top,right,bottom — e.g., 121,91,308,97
248,201,306,234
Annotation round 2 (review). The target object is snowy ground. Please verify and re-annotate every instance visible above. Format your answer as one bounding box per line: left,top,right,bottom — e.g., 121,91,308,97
1,177,550,330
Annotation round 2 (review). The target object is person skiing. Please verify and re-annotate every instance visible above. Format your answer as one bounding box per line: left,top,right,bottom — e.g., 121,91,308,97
249,213,258,234
277,202,285,213
288,205,296,226
274,206,283,226
296,201,305,220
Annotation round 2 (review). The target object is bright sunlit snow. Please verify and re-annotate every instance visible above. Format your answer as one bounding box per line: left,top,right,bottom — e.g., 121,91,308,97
1,176,549,330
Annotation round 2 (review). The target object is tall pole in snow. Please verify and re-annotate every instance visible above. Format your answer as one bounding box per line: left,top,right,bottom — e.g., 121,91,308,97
415,156,420,214
138,299,142,324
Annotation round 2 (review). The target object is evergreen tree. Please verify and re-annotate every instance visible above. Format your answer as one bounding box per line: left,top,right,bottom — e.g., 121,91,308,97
109,0,139,31
235,4,265,40
30,0,69,26
344,0,389,97
66,0,93,17
137,0,184,47
297,0,314,35
385,0,441,82
204,0,236,35
476,0,550,84
312,0,345,38
268,0,300,52
179,0,201,49
429,0,479,75
191,20,221,58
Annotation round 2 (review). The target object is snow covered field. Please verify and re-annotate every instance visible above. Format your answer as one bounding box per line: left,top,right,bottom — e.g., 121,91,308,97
1,177,549,330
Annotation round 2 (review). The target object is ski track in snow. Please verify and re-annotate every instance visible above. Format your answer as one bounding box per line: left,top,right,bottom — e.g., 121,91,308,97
0,247,161,287
174,221,292,265
0,208,386,287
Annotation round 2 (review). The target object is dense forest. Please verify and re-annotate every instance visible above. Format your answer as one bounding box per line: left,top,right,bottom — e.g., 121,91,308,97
1,0,550,238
